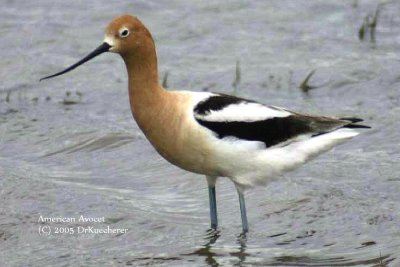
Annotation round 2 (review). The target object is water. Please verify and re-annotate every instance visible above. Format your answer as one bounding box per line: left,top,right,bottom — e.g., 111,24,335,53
1,0,400,266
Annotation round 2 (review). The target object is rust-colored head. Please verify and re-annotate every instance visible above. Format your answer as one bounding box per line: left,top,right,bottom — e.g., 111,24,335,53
40,15,155,81
104,15,154,57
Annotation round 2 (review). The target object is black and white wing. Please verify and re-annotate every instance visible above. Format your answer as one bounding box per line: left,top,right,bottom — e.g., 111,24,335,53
193,93,368,148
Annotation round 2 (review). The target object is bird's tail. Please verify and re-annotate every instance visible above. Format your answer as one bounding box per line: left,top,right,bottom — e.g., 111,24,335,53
340,117,371,129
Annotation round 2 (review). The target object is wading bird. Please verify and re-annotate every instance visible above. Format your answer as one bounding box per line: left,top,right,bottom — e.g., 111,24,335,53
41,15,369,233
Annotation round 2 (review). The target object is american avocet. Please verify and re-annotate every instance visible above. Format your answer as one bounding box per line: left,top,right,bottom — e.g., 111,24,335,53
41,15,369,233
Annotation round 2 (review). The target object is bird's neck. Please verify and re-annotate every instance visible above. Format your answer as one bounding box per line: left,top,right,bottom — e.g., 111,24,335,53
122,45,167,131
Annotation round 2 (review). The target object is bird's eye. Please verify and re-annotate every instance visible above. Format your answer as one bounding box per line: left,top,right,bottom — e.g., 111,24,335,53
119,28,130,38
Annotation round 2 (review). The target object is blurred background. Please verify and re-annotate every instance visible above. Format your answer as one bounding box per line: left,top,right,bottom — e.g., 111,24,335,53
1,0,399,266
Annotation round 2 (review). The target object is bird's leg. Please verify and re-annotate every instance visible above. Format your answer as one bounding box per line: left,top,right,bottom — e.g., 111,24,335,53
206,176,218,230
208,186,218,229
237,188,249,233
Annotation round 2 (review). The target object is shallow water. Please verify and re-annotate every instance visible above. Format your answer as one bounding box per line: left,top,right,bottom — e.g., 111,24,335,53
1,0,400,266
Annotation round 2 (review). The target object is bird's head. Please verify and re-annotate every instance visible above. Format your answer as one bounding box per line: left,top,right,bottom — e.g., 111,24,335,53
40,14,155,81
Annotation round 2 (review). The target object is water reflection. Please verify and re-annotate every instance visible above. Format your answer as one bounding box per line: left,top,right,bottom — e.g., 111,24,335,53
186,229,221,266
230,233,250,266
184,230,394,266
270,253,393,266
185,229,252,266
